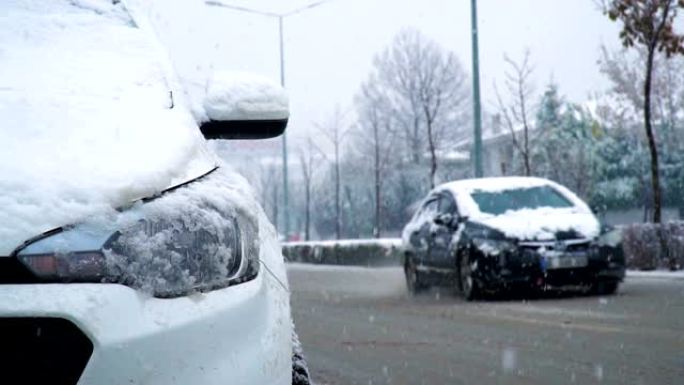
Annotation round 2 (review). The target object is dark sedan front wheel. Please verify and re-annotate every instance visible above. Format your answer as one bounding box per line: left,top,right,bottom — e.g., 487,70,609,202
459,254,480,301
589,280,619,296
404,256,427,295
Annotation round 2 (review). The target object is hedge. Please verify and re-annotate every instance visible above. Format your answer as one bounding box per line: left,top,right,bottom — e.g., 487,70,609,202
283,225,684,271
282,239,403,267
622,222,684,270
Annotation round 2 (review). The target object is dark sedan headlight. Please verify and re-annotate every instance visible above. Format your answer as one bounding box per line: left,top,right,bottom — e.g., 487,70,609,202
597,226,623,248
15,208,259,298
471,238,516,256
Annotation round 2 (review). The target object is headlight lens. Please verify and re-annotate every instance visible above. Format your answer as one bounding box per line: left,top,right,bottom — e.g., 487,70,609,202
471,238,515,256
19,251,107,282
597,227,623,248
15,209,259,298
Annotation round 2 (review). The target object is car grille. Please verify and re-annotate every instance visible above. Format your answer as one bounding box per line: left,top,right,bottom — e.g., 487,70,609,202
518,239,592,253
0,318,93,385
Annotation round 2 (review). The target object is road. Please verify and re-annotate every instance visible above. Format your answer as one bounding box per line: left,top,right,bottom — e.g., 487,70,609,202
287,264,684,385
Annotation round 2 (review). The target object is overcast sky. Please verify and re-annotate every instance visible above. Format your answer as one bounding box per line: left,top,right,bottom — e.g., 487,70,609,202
144,0,624,149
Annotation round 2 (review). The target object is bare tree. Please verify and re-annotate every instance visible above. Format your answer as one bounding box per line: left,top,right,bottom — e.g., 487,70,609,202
494,51,536,176
371,28,469,188
603,0,684,223
257,162,280,228
353,76,398,238
317,107,349,240
600,45,684,151
298,138,322,241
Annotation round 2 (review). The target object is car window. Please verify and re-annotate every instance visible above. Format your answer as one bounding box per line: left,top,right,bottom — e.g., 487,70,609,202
438,194,458,215
422,198,439,217
470,186,574,215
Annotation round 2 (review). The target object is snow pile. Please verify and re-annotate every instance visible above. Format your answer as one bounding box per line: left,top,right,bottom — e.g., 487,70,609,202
202,72,289,122
0,0,216,254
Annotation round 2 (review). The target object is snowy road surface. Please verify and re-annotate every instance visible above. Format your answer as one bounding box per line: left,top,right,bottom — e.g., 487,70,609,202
288,264,684,385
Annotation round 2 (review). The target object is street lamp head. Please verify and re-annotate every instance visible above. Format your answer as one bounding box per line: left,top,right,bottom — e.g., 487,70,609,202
204,1,281,17
205,0,333,18
282,0,332,17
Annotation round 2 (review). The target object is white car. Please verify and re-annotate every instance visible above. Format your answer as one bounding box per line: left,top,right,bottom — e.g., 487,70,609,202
0,1,305,384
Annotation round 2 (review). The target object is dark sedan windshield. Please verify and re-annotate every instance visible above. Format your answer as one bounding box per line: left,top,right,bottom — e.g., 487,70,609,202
470,186,574,215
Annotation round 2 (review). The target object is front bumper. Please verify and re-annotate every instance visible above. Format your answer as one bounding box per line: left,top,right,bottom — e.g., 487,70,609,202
0,272,291,385
475,244,625,290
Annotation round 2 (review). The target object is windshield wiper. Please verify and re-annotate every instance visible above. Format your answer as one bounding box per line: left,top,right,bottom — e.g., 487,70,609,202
140,166,218,204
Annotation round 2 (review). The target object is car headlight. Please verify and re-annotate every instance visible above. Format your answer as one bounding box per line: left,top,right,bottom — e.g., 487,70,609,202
597,226,622,248
471,238,516,256
14,208,259,298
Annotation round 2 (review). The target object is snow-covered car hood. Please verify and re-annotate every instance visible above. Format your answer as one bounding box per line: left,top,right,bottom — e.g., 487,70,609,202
0,0,216,255
474,208,601,241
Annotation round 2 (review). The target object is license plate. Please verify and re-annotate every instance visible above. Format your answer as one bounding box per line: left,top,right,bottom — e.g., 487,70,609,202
544,255,588,269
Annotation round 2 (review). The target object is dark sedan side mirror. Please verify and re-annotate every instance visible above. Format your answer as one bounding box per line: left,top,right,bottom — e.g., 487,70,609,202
434,213,458,228
199,72,289,140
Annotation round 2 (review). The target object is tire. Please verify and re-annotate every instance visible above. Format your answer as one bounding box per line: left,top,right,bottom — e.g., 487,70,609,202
292,351,311,385
292,331,311,385
404,257,427,295
590,281,619,296
459,253,480,301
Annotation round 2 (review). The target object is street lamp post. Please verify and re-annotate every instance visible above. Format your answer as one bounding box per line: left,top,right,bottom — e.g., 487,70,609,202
206,0,331,240
470,0,483,178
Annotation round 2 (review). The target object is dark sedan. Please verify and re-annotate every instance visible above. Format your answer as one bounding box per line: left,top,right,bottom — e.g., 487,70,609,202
401,177,625,300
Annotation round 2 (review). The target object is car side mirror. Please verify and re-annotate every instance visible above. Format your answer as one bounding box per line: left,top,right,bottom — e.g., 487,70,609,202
199,72,289,140
434,213,457,228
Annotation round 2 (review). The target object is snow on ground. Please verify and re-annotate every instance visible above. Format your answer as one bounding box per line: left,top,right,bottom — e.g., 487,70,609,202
484,302,630,320
286,262,400,272
289,263,684,281
0,0,216,254
284,238,402,248
626,270,684,279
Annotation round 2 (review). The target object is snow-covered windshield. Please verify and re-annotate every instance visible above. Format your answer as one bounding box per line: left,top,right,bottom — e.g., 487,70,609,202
0,0,215,254
470,186,574,216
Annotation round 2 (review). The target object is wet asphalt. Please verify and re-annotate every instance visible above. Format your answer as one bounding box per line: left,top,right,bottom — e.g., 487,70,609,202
288,264,684,385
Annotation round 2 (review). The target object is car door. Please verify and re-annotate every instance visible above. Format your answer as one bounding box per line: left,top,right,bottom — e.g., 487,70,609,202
409,197,439,266
426,193,459,269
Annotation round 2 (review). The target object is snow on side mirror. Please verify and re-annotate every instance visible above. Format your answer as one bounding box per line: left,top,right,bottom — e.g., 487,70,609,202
199,72,289,140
